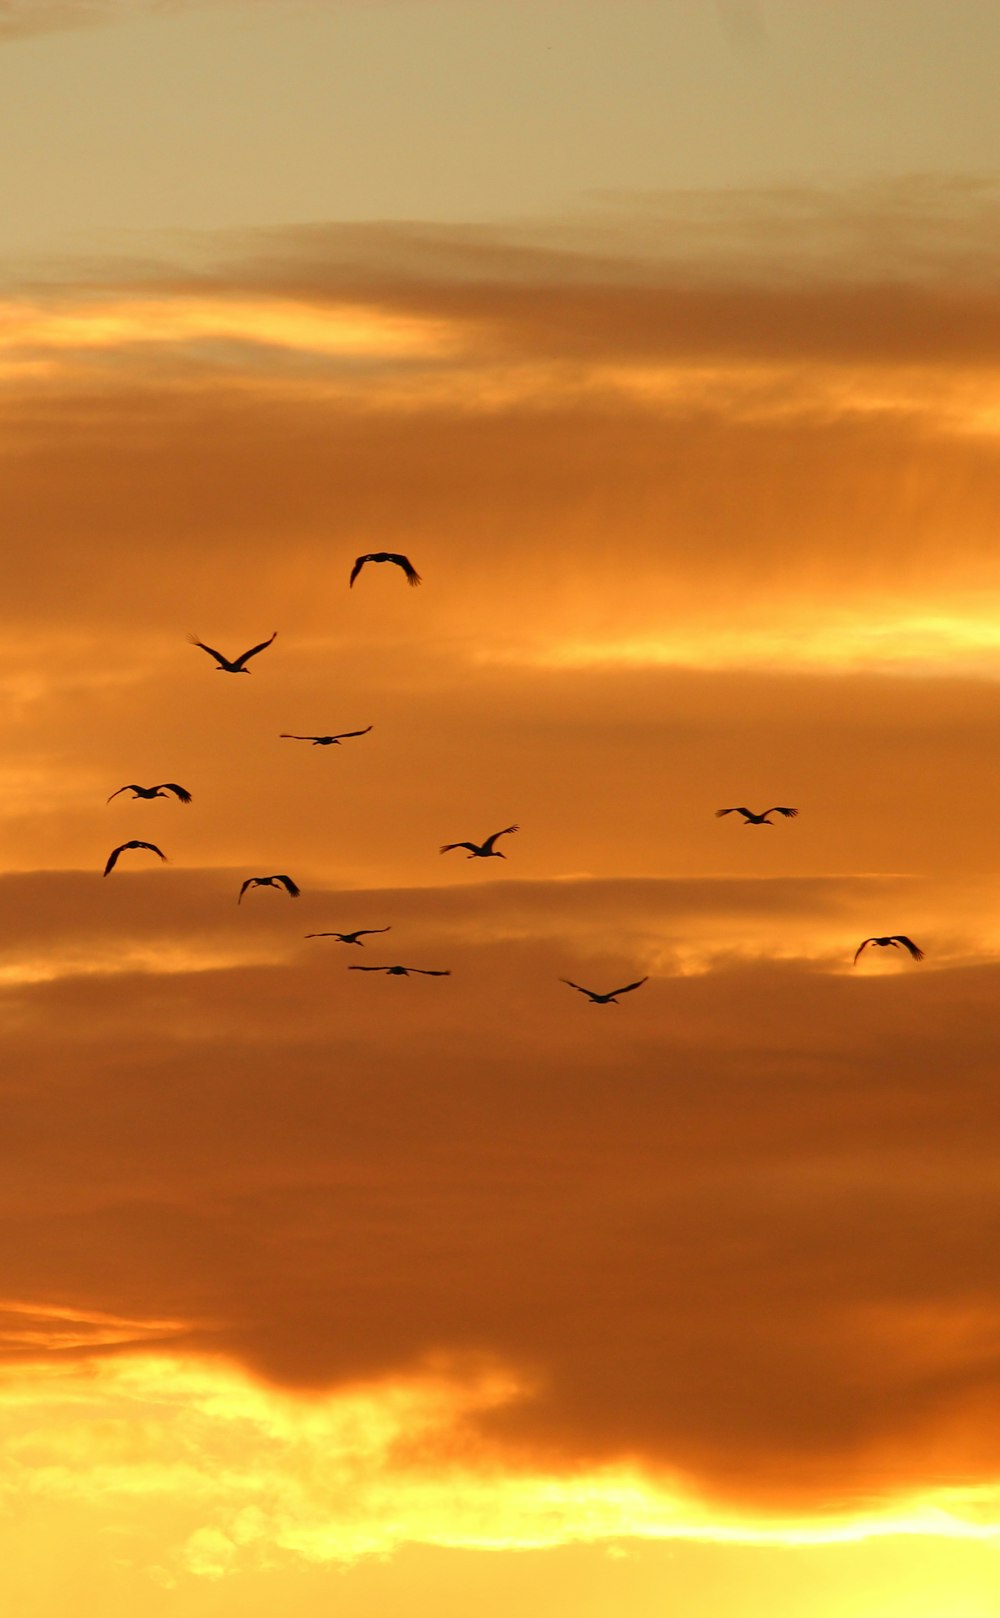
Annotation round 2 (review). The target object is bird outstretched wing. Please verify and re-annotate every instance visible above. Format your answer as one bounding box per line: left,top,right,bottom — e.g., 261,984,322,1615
715,807,752,818
333,726,374,740
232,631,278,668
482,825,519,852
274,875,300,897
237,879,256,904
559,979,594,997
893,936,924,960
103,845,124,876
411,968,450,976
106,785,140,803
188,634,228,666
158,783,192,803
853,938,876,964
440,841,478,855
610,977,648,996
348,964,386,971
389,554,422,586
765,806,798,818
348,555,370,588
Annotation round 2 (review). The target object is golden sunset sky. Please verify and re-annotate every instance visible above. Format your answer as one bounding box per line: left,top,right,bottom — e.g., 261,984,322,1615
3,1,1000,1613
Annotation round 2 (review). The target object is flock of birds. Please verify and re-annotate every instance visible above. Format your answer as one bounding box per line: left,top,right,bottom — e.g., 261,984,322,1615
101,552,925,998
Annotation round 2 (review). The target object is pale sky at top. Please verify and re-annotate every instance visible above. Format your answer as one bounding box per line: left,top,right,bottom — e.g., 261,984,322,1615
1,0,999,257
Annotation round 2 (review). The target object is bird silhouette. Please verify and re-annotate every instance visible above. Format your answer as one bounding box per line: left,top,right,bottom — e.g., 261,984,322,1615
238,874,300,904
103,840,167,877
560,977,648,1004
189,631,277,672
716,806,798,825
440,825,519,859
349,964,450,977
853,936,924,965
305,927,391,946
349,553,421,588
107,783,192,804
280,727,373,746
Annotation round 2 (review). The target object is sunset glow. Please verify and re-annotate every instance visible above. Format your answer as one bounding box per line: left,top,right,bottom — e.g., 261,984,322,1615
5,1,1000,1614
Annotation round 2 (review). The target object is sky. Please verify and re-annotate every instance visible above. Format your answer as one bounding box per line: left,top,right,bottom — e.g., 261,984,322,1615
3,1,1000,1613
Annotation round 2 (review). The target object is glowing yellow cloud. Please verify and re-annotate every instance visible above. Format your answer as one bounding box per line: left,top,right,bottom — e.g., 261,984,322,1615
1,1345,998,1583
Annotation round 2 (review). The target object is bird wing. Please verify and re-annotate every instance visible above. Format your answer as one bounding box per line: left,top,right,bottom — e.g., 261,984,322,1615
103,845,124,876
138,842,167,860
305,932,338,938
390,554,422,586
349,556,370,588
765,806,798,818
233,631,278,668
482,824,519,851
440,842,478,855
279,734,315,741
348,964,384,971
237,879,255,904
411,968,450,976
332,726,373,740
853,939,875,964
275,875,300,897
106,786,136,803
356,926,391,938
715,807,751,819
610,977,648,996
158,784,192,803
893,936,925,960
188,634,228,666
559,979,594,997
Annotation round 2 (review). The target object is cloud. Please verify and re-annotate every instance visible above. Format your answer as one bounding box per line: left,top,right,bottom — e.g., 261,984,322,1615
2,871,1000,1519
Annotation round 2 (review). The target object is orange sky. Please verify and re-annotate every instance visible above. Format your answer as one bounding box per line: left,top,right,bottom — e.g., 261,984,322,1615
4,2,1000,1614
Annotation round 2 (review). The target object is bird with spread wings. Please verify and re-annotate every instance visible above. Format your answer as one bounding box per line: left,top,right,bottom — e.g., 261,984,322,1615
306,927,391,946
560,977,648,1004
349,964,450,977
280,727,373,746
103,841,167,877
716,806,798,825
440,825,519,859
853,936,924,965
189,631,278,672
349,552,421,588
238,875,300,904
107,783,191,803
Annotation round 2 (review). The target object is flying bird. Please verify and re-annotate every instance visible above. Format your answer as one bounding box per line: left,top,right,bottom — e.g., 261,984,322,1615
715,806,798,825
238,874,300,904
107,783,192,804
349,552,421,589
440,825,519,859
306,927,391,946
560,977,648,1004
280,727,373,746
349,964,450,977
103,840,167,877
189,631,278,672
853,936,924,965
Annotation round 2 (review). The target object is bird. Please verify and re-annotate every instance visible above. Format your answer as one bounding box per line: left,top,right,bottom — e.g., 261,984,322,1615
440,825,519,859
853,936,924,965
103,840,167,877
715,806,798,825
349,552,421,589
349,964,450,977
305,927,391,946
280,727,373,746
560,977,648,1004
189,631,277,672
238,874,300,904
107,783,192,804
